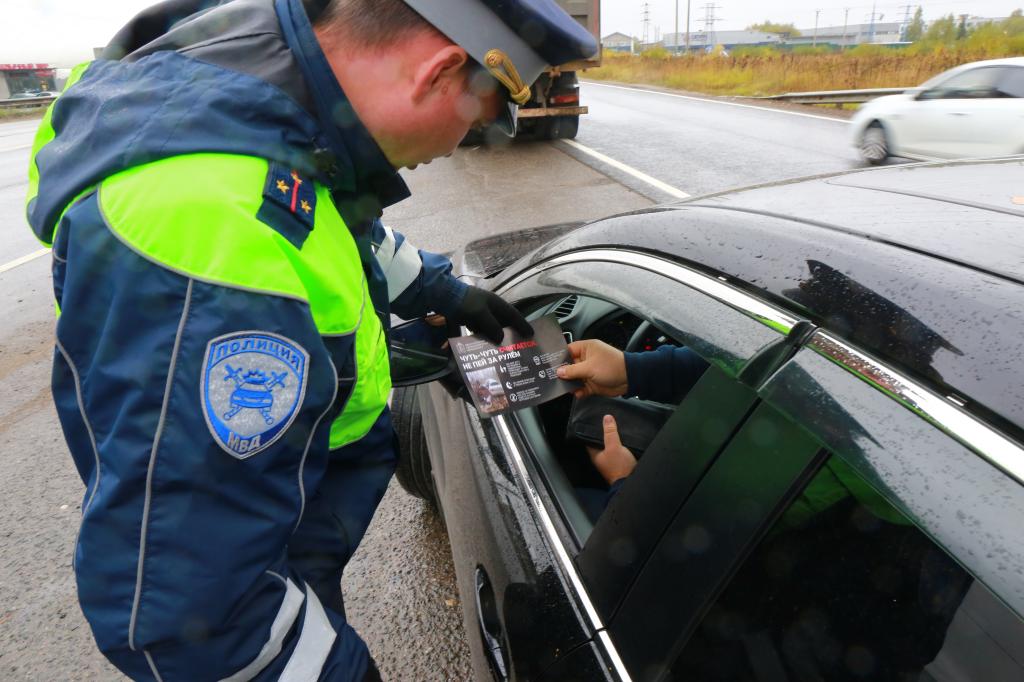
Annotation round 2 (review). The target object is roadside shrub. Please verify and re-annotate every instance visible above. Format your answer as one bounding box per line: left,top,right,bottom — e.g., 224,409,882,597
641,46,671,60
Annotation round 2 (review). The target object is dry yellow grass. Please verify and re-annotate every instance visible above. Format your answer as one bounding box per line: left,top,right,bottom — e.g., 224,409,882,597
585,44,1023,97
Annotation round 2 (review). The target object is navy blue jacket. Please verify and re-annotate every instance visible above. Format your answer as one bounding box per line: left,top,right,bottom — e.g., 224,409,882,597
26,1,467,679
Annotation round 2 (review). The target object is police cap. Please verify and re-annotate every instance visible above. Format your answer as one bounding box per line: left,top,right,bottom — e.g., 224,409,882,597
402,0,599,135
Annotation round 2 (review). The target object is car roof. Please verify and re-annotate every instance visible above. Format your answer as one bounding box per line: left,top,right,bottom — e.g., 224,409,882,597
693,158,1024,284
517,159,1024,439
963,57,1024,68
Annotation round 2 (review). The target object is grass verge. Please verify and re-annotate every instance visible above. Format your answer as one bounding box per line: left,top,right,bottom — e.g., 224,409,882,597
0,106,48,122
585,41,1024,98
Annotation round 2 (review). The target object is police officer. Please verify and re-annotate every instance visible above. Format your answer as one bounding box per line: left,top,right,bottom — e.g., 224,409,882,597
25,0,597,679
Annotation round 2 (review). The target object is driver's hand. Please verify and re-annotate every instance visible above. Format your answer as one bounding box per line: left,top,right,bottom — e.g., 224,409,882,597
557,339,628,399
586,415,637,485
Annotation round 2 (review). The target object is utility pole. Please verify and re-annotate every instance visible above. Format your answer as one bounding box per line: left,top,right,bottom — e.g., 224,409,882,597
685,0,692,53
842,8,850,48
674,0,679,54
868,2,878,43
813,9,821,47
641,2,651,47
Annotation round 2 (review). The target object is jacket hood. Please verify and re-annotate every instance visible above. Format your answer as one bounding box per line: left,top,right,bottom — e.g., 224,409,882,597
27,0,407,245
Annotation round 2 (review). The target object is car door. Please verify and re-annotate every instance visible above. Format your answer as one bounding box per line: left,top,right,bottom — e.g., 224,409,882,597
989,65,1024,156
907,66,1007,159
478,248,815,679
604,322,1024,680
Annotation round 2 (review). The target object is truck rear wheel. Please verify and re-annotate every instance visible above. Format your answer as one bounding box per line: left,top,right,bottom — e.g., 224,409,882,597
546,115,579,140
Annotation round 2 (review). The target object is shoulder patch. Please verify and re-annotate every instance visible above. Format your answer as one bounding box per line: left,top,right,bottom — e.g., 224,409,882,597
202,331,310,459
258,163,317,248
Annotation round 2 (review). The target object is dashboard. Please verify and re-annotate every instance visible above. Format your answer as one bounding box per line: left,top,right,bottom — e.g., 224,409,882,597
533,295,681,353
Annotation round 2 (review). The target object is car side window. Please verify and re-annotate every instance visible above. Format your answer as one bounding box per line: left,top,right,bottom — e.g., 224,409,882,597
996,66,1024,98
671,450,1024,682
924,67,1002,99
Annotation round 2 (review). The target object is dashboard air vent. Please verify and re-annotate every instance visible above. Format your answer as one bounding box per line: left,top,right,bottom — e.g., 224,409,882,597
553,295,579,320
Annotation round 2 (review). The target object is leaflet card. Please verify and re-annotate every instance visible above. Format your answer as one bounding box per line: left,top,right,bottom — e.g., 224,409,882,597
449,314,579,417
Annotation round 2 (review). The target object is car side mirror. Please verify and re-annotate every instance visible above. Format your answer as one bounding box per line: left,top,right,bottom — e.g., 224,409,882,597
915,88,941,101
389,317,457,388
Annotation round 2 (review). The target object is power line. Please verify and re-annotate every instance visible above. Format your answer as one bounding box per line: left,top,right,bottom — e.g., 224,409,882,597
641,2,651,46
900,4,914,39
700,3,722,51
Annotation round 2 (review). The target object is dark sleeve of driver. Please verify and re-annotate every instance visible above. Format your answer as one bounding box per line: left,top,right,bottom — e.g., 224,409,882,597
624,345,709,404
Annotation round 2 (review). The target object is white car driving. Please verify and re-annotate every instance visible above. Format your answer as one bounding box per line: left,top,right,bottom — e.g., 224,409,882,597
851,57,1024,164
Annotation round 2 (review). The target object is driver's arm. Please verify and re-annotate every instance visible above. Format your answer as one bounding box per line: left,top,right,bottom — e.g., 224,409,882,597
557,339,709,404
624,344,709,404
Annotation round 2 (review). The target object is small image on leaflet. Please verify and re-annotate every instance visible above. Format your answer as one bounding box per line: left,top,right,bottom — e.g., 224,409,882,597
450,314,580,417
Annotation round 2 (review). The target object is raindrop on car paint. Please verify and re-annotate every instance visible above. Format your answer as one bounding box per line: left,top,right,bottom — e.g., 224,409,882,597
683,525,712,554
608,536,637,566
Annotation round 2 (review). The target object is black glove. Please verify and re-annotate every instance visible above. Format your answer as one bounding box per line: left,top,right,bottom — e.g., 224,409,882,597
451,287,533,344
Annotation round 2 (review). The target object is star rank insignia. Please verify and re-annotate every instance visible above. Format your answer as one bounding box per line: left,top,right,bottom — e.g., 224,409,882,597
258,163,319,248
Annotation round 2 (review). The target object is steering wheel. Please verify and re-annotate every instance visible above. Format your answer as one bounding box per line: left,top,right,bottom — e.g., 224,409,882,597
625,320,653,354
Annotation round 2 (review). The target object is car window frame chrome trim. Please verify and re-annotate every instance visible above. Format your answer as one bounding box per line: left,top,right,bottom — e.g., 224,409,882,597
500,249,799,336
492,415,633,682
808,331,1024,485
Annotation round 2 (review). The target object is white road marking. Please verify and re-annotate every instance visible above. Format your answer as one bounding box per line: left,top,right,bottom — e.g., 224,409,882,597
560,139,691,199
0,143,33,153
0,248,49,275
583,81,852,124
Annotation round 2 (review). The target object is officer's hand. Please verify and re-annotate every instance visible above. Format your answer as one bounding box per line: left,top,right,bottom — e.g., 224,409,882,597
453,287,533,344
586,415,637,485
557,339,628,399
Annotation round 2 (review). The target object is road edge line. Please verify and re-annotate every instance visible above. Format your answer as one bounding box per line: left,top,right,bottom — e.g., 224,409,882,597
0,248,50,276
583,81,851,124
560,139,691,200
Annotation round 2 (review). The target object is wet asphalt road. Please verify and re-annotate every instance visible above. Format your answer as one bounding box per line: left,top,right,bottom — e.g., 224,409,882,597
0,84,858,680
569,80,864,201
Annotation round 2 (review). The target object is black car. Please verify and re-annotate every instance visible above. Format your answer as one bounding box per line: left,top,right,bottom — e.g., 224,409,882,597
388,158,1024,682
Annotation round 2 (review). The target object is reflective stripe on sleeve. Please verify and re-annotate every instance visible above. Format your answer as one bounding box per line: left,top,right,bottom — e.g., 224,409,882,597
278,583,337,682
220,578,305,682
374,225,423,302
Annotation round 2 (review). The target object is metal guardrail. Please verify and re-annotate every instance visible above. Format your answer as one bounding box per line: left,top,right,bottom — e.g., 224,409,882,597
759,87,913,106
0,96,55,110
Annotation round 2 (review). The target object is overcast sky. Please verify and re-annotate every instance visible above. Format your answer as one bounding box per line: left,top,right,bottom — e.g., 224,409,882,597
1,0,1020,66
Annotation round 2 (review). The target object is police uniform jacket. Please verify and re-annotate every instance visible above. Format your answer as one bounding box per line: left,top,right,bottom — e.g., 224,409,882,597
26,0,471,679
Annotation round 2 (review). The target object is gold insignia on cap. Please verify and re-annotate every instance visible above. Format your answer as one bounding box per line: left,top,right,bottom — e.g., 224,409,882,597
485,49,531,105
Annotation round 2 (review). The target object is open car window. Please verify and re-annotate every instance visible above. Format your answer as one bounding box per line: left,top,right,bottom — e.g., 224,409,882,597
496,252,809,619
517,293,707,528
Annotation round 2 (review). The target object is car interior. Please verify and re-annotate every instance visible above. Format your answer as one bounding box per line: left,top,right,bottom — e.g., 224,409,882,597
515,293,703,545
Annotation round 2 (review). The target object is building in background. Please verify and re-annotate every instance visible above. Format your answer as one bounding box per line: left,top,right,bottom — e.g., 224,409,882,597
789,22,903,47
664,30,783,53
602,32,634,53
964,16,1011,30
0,64,56,99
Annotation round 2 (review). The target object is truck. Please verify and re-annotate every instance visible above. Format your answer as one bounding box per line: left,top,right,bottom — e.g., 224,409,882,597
464,0,598,142
515,0,601,140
